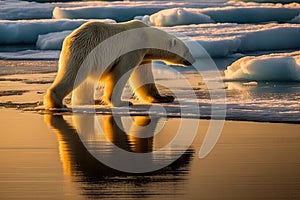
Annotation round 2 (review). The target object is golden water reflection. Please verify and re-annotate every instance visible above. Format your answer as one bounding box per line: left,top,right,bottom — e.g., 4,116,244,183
44,114,194,199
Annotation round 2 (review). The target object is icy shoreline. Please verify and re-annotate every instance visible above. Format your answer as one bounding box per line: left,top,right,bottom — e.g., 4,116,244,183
0,59,299,123
0,0,299,123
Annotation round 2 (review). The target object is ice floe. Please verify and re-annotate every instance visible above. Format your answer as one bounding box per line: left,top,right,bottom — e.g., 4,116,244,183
224,51,300,81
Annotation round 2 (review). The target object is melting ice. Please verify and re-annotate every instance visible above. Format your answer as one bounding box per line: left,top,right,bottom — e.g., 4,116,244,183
0,0,299,123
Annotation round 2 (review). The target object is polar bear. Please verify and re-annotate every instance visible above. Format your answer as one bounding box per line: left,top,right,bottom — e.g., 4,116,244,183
44,20,195,108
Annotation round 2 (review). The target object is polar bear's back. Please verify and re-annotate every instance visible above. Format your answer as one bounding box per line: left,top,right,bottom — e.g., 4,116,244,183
58,20,149,71
66,20,149,49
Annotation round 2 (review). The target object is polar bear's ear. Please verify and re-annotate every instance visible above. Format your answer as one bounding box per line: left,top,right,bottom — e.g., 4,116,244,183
170,38,177,48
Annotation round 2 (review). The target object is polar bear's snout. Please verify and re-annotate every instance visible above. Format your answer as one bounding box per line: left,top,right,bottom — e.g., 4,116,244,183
183,59,193,66
183,52,196,66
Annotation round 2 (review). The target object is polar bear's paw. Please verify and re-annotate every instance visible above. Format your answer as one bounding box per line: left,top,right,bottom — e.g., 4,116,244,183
95,98,110,106
148,94,175,103
95,98,133,107
113,101,133,107
44,89,65,109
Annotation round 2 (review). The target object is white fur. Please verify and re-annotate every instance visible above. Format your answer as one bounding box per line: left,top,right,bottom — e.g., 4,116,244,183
44,20,194,108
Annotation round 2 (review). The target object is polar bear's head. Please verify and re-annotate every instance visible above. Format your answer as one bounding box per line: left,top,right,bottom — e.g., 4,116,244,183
143,29,195,67
164,36,195,66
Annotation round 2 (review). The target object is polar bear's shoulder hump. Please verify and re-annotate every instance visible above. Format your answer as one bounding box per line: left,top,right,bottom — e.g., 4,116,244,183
82,20,149,30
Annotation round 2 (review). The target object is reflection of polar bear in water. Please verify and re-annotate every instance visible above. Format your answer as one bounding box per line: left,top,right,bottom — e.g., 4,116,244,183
44,20,195,108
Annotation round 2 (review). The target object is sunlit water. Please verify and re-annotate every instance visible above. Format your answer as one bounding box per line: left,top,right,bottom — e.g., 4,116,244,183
0,57,299,199
1,109,300,200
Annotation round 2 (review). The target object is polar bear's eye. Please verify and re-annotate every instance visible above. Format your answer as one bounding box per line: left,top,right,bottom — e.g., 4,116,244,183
171,38,177,47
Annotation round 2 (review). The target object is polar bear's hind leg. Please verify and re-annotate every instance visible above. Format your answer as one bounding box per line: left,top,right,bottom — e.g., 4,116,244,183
44,69,79,109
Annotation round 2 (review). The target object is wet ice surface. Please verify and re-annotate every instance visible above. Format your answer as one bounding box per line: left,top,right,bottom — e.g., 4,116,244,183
0,60,299,123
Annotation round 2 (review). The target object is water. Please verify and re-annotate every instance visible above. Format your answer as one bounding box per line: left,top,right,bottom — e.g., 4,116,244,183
1,109,300,200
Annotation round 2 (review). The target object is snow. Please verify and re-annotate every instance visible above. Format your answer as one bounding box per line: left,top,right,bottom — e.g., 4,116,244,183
1,0,300,23
291,14,300,23
236,0,300,3
137,8,214,26
201,6,299,23
51,1,224,21
0,50,60,60
238,26,300,52
167,23,300,57
0,19,115,45
224,51,300,81
142,5,300,26
53,6,163,22
183,38,241,58
0,0,219,20
0,0,54,20
1,21,300,58
53,3,300,24
36,31,72,50
0,0,300,123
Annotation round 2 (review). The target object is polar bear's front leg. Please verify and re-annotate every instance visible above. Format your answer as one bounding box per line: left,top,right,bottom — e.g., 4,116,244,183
72,79,96,106
130,61,174,103
108,67,132,107
103,52,144,107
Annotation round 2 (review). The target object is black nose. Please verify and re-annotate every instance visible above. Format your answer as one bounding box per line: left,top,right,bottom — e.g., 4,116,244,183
183,59,192,66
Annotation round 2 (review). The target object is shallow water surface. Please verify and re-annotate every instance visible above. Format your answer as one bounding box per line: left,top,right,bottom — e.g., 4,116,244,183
1,109,300,200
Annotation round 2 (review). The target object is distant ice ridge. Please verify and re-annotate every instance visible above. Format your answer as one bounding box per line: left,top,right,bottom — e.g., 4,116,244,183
225,51,300,81
235,0,300,3
0,19,115,45
137,8,214,26
168,23,300,57
35,23,300,57
140,6,299,26
1,0,300,23
53,6,163,22
199,5,299,24
0,50,60,60
291,14,300,23
36,31,72,50
54,3,300,24
0,0,222,20
2,22,300,58
51,1,227,22
0,0,54,20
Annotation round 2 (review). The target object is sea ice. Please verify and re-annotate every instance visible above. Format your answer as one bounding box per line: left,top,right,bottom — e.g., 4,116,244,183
2,22,300,59
141,8,214,26
0,0,54,20
236,0,300,3
53,1,300,24
0,19,115,45
224,51,300,81
0,50,60,60
201,6,298,23
36,31,72,50
53,6,163,22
